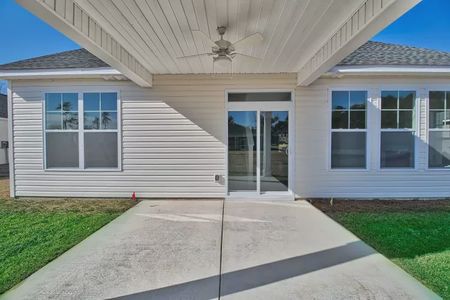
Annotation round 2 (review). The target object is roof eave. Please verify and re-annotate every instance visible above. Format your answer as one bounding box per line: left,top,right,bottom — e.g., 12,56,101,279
324,65,450,77
0,67,125,80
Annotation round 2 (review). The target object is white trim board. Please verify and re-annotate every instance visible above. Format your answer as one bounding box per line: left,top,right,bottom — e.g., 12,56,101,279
327,65,450,77
0,68,125,80
225,89,295,200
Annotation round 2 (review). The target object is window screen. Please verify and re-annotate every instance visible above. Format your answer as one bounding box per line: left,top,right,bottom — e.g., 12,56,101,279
46,132,79,168
84,132,118,168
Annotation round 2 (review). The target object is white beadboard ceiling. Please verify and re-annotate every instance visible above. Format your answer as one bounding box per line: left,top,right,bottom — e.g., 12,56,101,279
73,0,364,74
17,0,421,86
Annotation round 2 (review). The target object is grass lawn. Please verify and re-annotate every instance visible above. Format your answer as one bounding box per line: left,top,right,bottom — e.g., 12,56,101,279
0,178,135,295
313,200,450,299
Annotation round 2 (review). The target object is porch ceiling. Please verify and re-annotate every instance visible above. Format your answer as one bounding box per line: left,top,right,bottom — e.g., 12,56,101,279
17,0,421,87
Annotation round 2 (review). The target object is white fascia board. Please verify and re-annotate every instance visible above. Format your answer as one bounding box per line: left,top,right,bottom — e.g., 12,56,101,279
16,0,152,87
327,65,450,76
297,0,422,86
0,68,123,80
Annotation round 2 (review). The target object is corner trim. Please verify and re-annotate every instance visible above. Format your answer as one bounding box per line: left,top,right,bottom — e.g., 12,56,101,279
7,81,15,198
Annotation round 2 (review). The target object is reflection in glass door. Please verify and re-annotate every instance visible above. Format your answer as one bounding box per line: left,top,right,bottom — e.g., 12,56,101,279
228,111,257,192
228,110,289,194
260,111,289,192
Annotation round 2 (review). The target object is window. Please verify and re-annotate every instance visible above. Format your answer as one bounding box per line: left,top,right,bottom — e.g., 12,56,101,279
228,92,291,102
428,91,450,168
83,93,118,168
44,92,119,169
380,91,416,168
331,91,367,169
45,93,79,168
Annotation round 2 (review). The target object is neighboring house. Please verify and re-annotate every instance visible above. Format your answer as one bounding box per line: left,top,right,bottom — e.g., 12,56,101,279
3,0,450,199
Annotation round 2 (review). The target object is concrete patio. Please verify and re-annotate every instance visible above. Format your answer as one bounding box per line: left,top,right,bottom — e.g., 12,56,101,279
1,200,439,300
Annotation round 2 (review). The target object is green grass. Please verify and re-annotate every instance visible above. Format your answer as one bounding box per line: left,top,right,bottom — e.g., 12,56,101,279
332,211,450,299
0,183,134,294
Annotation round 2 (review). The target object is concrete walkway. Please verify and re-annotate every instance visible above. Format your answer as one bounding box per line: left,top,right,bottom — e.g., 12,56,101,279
1,200,440,300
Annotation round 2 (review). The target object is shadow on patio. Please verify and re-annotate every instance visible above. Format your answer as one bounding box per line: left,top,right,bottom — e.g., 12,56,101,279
114,241,374,300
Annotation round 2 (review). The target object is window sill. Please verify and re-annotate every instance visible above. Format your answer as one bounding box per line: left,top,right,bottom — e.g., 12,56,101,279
328,168,369,172
425,167,450,171
44,168,122,172
378,167,417,171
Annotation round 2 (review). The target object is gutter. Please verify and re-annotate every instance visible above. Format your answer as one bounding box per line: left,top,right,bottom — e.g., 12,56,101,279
325,65,450,77
0,67,126,80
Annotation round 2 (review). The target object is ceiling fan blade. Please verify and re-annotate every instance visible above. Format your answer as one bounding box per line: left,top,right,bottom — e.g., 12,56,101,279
232,33,263,50
232,53,262,60
177,53,213,59
192,31,217,48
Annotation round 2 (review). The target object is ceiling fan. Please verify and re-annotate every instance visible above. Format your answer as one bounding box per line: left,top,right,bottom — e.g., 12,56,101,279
178,26,263,66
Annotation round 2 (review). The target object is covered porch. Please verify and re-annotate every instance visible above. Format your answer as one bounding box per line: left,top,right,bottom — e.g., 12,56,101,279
18,0,420,86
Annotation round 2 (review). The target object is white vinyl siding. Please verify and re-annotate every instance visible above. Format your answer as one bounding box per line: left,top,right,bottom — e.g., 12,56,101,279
10,74,295,198
296,77,450,198
10,74,450,199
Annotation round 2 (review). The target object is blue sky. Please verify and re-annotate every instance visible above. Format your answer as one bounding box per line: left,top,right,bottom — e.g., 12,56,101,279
0,0,449,94
0,0,449,65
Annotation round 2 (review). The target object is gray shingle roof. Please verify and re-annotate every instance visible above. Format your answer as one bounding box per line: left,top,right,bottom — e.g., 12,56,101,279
0,48,110,70
339,41,450,66
1,41,450,71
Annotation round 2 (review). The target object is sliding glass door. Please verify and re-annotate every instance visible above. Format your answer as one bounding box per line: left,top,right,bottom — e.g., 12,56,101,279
228,111,257,192
260,111,289,192
227,105,291,196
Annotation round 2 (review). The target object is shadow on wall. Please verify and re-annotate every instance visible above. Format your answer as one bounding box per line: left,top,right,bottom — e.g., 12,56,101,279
113,241,374,300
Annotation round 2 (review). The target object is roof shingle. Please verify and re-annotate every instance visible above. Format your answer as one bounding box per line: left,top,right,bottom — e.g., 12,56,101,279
339,41,450,66
1,41,450,71
0,48,109,70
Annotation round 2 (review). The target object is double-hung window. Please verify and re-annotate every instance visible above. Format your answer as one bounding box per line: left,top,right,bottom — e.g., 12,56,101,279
428,91,450,168
380,91,416,168
331,91,367,169
45,93,79,168
44,92,119,169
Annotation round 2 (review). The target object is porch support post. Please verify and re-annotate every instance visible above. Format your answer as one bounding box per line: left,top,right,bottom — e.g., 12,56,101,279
16,0,153,87
296,0,422,86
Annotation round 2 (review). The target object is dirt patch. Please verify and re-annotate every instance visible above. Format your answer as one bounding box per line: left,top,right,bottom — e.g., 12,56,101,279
0,177,10,199
0,177,136,213
309,198,450,214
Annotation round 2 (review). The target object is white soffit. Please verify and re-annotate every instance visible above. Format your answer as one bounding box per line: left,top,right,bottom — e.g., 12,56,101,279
17,0,421,87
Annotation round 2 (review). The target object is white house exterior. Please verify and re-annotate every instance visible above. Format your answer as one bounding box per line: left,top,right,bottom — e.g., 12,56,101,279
4,0,450,199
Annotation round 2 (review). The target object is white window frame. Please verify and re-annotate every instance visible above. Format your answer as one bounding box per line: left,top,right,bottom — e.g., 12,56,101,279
328,89,369,171
224,89,295,199
43,92,80,169
379,90,419,170
426,89,450,170
42,90,122,172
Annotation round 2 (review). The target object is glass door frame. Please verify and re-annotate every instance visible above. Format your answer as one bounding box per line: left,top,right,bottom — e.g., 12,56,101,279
225,90,295,199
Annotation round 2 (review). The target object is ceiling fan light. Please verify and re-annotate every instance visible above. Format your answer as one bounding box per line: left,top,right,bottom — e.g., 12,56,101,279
213,55,232,62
